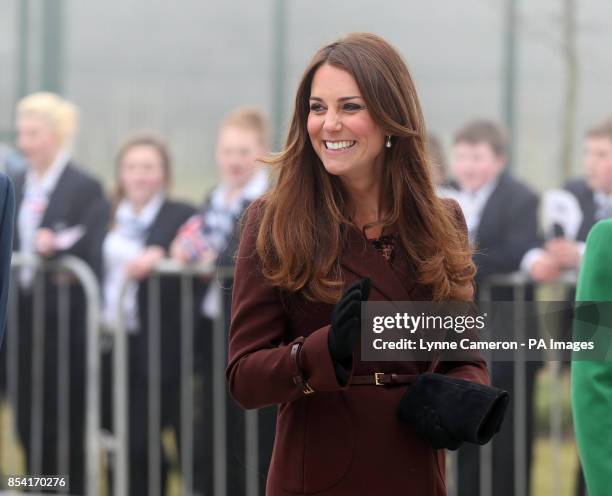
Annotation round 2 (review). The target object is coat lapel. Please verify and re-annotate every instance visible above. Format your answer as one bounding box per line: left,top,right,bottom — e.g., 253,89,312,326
340,225,420,301
581,191,596,237
11,172,25,250
475,173,507,247
40,164,74,230
144,200,168,246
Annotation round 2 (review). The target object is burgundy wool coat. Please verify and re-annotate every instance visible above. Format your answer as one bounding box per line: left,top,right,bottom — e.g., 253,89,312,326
227,199,489,496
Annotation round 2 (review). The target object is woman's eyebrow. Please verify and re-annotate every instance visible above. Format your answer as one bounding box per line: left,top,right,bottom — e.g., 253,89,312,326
309,96,363,101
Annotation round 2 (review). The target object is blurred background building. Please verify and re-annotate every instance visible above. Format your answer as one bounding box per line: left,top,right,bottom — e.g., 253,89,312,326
1,0,611,199
1,2,612,495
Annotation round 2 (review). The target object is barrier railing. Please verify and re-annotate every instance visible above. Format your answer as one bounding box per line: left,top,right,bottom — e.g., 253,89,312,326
2,259,581,496
108,260,263,496
2,253,101,496
446,271,578,496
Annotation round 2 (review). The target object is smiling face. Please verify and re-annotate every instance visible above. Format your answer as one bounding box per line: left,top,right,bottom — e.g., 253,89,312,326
306,64,386,182
584,136,612,194
217,125,264,190
17,115,63,171
119,144,167,207
451,141,506,193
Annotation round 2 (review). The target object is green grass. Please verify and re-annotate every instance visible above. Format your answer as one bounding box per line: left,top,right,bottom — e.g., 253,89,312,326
0,399,26,477
0,401,177,495
531,436,580,495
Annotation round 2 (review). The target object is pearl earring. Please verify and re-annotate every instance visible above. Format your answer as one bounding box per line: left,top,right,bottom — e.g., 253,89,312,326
386,135,392,148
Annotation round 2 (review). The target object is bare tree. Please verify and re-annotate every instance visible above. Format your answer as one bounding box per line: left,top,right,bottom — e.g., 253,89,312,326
560,0,578,180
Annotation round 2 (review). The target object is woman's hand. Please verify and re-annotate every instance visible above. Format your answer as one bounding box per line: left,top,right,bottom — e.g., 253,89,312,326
35,228,57,257
170,238,219,267
328,277,370,383
126,246,165,280
169,238,192,263
545,238,582,269
397,373,509,450
530,252,561,282
197,248,219,265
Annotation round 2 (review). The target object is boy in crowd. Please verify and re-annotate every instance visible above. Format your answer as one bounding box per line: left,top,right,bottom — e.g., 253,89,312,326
449,119,540,496
529,117,612,282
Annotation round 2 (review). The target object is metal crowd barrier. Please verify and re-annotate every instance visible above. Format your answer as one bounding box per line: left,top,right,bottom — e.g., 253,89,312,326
1,255,260,496
108,259,262,496
2,257,581,496
2,253,101,496
446,271,578,496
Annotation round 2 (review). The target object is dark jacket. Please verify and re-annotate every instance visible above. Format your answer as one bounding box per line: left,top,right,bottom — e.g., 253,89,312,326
129,199,196,386
196,191,255,270
451,174,540,496
108,198,195,496
227,198,489,496
472,172,540,284
0,173,15,347
564,178,596,242
8,163,108,496
12,162,110,279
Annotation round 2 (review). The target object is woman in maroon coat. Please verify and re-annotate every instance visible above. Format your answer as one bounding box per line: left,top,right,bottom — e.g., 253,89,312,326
227,33,491,495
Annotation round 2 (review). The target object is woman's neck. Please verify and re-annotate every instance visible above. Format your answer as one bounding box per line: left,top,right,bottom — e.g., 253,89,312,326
224,184,243,207
31,151,61,179
342,173,383,234
223,170,257,206
129,192,161,215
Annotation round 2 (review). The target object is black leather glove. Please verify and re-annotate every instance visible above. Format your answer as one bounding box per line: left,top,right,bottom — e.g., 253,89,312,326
397,373,509,450
328,278,371,385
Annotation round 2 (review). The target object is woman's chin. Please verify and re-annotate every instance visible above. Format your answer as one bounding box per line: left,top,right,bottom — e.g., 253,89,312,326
321,161,353,177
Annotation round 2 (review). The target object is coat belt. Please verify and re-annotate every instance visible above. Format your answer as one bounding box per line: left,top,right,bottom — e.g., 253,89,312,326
350,372,417,386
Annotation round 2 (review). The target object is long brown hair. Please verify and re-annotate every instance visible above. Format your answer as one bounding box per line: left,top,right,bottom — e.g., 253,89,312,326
256,32,475,303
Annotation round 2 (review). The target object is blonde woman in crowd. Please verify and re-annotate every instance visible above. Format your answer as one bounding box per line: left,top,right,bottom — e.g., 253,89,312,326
7,92,109,495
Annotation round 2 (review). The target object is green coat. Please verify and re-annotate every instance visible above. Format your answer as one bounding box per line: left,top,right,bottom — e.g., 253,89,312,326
572,218,612,496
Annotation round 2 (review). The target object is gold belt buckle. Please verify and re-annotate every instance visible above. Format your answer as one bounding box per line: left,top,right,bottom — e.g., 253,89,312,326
374,372,384,386
303,382,315,395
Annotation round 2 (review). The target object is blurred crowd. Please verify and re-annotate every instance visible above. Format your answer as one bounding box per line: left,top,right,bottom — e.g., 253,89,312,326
1,91,611,496
429,117,612,496
1,92,271,496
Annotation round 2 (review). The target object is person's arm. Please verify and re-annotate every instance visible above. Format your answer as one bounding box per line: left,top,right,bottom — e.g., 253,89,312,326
572,219,612,496
0,173,15,348
67,180,110,271
38,178,110,280
474,191,540,279
226,202,346,410
170,215,206,263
